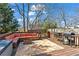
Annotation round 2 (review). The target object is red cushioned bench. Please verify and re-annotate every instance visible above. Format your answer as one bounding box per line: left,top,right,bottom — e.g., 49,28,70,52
19,33,40,39
0,32,40,48
5,33,40,42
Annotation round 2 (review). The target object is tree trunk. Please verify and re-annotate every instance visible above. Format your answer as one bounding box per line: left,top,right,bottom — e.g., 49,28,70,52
27,3,30,32
23,3,26,32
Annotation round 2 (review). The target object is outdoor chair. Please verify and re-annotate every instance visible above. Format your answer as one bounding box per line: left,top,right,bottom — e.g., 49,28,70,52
68,36,75,47
63,36,69,45
57,33,63,42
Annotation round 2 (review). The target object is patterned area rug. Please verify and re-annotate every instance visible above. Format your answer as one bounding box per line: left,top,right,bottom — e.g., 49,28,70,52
32,39,64,53
15,39,64,56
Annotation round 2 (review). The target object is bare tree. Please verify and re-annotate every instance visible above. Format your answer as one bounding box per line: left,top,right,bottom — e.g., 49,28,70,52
22,3,26,32
30,4,47,30
60,7,67,27
15,3,26,32
27,3,30,31
15,3,30,32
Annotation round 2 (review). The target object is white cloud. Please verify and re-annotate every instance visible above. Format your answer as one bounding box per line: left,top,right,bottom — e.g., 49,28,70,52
16,18,23,28
31,4,45,11
31,5,36,11
29,17,35,23
29,12,35,16
43,11,46,14
61,21,65,27
12,8,15,11
36,4,45,10
18,18,22,21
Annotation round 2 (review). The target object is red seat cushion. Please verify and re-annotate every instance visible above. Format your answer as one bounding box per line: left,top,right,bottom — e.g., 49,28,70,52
20,33,37,37
14,33,20,37
4,33,39,42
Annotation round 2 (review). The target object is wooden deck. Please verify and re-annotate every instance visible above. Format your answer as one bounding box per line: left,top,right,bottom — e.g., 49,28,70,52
33,34,79,56
12,33,79,56
35,47,79,56
48,33,79,56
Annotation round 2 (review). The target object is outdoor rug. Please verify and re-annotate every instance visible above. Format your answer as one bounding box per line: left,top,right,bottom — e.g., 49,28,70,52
15,39,64,56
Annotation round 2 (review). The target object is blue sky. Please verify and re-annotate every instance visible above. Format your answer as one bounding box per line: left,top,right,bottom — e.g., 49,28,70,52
9,3,79,27
9,3,79,18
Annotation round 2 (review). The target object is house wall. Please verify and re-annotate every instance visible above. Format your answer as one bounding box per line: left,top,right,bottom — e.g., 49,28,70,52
48,28,79,34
